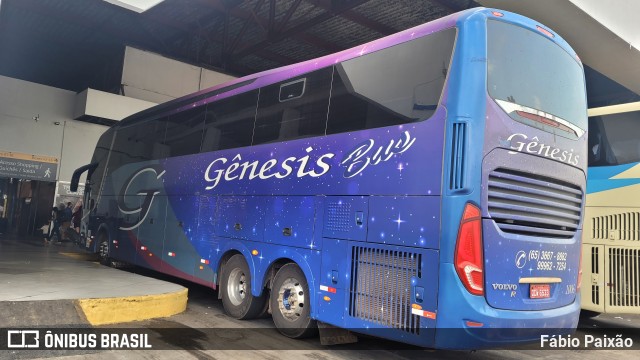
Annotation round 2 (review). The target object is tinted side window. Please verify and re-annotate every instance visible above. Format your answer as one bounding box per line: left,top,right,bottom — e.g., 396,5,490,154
326,28,455,134
109,120,167,170
164,106,206,157
253,67,332,145
201,90,258,152
588,111,640,167
88,127,114,185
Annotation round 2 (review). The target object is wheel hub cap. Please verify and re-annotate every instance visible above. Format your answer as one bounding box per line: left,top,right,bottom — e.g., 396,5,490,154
227,268,247,306
277,277,305,321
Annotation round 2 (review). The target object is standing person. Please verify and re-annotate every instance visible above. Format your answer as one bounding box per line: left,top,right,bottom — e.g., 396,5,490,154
72,199,83,234
60,202,72,241
48,206,61,244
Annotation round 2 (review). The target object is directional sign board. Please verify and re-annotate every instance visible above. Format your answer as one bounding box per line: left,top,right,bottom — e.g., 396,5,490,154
0,150,58,181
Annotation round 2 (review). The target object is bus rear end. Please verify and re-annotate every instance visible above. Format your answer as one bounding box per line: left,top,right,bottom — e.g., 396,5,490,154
435,10,587,348
582,102,640,315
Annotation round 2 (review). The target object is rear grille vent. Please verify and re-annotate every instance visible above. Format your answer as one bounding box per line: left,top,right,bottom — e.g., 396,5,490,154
349,246,421,334
488,168,583,238
449,122,467,190
608,247,640,308
592,212,640,241
592,246,600,305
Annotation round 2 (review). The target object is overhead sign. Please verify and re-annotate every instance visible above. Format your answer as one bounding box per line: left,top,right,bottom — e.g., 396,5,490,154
0,150,58,181
57,181,85,197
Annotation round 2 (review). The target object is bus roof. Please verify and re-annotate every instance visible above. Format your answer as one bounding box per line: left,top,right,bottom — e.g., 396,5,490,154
118,7,573,127
118,8,468,127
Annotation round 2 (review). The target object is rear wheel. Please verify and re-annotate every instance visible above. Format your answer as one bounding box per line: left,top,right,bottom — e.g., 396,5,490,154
270,263,317,338
221,254,267,320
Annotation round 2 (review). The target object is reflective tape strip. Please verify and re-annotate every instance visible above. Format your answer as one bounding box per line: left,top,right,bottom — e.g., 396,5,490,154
319,285,336,293
411,308,436,319
200,259,210,264
168,252,176,257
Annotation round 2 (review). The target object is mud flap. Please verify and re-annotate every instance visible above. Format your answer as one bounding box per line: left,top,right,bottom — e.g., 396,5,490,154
317,321,358,345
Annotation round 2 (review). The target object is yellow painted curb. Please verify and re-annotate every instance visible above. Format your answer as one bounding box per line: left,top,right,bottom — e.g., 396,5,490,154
77,288,188,325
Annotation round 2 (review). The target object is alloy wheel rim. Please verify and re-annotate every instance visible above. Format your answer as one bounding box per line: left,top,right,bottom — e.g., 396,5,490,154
277,277,305,321
227,267,247,306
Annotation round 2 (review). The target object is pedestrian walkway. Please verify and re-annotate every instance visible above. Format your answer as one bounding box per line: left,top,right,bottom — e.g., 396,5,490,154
0,235,187,326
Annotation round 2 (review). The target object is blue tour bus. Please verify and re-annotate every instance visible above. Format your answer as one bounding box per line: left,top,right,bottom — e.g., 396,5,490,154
71,8,587,349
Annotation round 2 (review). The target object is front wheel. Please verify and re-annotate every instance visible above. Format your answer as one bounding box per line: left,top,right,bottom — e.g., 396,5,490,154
270,263,317,338
220,254,267,320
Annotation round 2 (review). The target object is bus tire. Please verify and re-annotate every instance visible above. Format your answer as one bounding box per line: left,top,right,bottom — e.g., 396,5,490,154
221,254,267,320
97,232,111,266
270,263,317,338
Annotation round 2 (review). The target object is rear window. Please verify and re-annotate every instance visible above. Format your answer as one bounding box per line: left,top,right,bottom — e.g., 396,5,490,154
488,20,587,138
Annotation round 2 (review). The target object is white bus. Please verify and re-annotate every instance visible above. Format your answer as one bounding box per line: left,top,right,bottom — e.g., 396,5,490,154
582,101,640,316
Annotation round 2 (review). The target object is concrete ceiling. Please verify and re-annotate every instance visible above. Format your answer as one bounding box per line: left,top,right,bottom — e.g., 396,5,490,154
478,0,640,98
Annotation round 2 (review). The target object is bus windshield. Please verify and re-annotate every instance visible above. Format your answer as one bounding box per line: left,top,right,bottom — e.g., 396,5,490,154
588,110,640,166
487,20,587,138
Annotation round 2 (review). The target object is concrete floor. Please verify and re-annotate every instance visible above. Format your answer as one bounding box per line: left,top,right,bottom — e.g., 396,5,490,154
0,235,187,327
2,236,640,359
0,236,184,302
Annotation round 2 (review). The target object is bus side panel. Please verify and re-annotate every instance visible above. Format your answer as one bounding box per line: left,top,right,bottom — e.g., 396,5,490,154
322,196,368,241
192,195,218,286
162,195,199,278
216,196,265,241
368,196,440,248
103,195,138,265
317,238,350,327
134,195,166,270
120,193,219,287
264,196,318,249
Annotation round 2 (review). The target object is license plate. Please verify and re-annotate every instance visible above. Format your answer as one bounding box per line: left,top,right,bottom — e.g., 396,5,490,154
530,284,550,299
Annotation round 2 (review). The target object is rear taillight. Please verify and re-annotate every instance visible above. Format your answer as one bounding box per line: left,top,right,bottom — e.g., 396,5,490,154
455,203,484,295
577,246,583,290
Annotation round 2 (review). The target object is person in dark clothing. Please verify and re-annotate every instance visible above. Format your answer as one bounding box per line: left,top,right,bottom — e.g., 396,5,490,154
47,206,62,244
72,200,83,234
60,202,72,241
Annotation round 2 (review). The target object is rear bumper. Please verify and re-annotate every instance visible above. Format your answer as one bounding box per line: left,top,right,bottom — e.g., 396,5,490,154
434,263,580,349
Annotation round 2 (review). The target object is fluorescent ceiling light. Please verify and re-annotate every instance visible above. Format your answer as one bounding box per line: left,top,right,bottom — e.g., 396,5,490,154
103,0,165,13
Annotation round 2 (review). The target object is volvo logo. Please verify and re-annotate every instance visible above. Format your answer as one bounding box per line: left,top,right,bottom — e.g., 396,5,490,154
117,165,165,231
492,283,518,291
